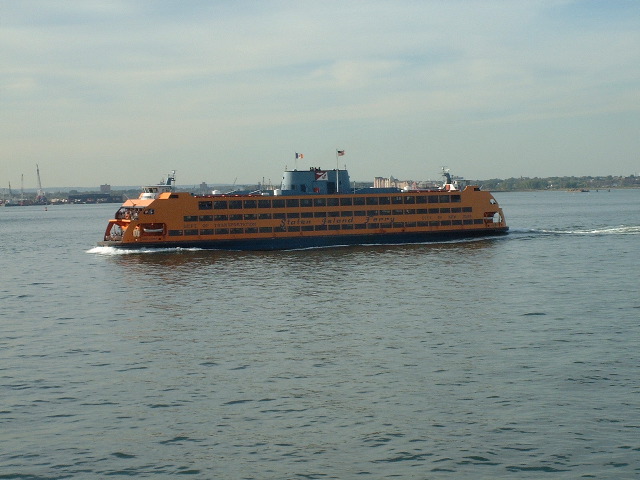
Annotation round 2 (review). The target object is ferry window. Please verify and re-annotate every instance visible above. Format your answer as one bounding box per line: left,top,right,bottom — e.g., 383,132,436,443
301,185,307,192
328,224,340,230
355,223,367,229
341,211,353,217
367,223,380,229
169,194,179,199
441,220,451,226
339,197,353,206
243,200,257,209
200,229,214,235
288,226,300,232
259,213,272,219
168,230,183,236
230,214,243,220
474,219,484,224
440,208,451,214
328,211,339,217
327,198,339,206
380,222,392,229
451,207,462,213
417,221,429,227
199,215,213,222
428,208,439,214
416,209,428,214
185,229,198,236
429,221,439,227
214,214,228,221
273,212,285,219
380,209,391,215
341,224,353,230
229,200,242,209
366,197,378,205
439,195,450,203
274,226,285,232
353,197,365,205
244,214,257,220
314,211,327,218
199,201,213,210
393,222,404,228
378,196,390,205
183,215,198,222
230,228,243,234
301,212,313,218
258,199,271,208
300,198,313,207
405,222,416,227
287,212,299,218
354,210,366,216
302,225,314,231
259,227,273,233
451,195,461,203
416,196,427,204
245,227,258,234
391,196,403,204
215,228,229,234
367,210,379,216
428,195,439,203
452,220,463,225
214,200,228,209
462,206,472,212
314,198,326,207
393,209,403,215
286,198,299,208
272,199,285,208
315,225,327,231
404,196,415,204
463,219,473,225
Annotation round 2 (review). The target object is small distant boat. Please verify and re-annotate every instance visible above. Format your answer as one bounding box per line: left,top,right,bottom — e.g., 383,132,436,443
568,188,590,192
98,161,508,251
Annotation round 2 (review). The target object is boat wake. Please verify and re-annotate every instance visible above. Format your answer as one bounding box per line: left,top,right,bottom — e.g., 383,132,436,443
510,225,640,236
87,246,204,255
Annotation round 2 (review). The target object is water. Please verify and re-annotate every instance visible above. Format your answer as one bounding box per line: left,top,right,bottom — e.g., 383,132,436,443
1,190,639,479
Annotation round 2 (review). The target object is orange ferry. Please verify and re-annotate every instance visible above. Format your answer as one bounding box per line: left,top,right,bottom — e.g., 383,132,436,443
98,166,508,250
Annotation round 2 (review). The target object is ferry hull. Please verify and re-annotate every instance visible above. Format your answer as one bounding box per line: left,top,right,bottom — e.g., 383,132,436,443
98,227,509,251
97,167,509,252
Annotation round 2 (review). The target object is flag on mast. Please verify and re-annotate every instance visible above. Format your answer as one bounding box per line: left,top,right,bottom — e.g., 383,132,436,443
295,152,304,159
337,150,345,156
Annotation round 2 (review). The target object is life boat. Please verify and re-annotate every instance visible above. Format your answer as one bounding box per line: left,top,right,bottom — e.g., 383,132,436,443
141,223,165,234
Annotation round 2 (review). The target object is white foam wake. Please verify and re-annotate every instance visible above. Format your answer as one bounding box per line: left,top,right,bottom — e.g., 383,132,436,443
86,246,203,255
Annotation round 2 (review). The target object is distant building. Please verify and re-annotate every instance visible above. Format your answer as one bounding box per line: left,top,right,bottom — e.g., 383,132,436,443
199,182,209,194
100,184,111,193
374,176,417,190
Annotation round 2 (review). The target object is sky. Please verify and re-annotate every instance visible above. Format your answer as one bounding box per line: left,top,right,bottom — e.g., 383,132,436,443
2,0,639,188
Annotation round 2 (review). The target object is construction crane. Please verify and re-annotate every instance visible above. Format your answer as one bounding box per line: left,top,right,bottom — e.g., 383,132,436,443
35,164,48,204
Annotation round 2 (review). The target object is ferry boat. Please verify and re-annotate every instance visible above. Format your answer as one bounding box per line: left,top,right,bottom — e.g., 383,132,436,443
98,166,508,250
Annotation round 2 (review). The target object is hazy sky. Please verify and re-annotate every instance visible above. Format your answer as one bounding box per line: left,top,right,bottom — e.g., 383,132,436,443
2,0,639,188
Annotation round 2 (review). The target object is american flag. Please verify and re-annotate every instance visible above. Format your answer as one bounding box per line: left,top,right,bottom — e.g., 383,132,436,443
337,150,345,156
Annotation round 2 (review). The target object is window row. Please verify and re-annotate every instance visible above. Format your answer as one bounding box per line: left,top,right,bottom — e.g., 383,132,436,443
186,207,472,222
168,219,483,236
198,194,462,210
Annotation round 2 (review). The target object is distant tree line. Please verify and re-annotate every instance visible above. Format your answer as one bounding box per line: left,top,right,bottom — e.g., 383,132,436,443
475,175,640,191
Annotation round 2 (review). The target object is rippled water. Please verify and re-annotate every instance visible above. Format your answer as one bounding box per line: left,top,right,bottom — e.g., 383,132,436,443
1,190,639,479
